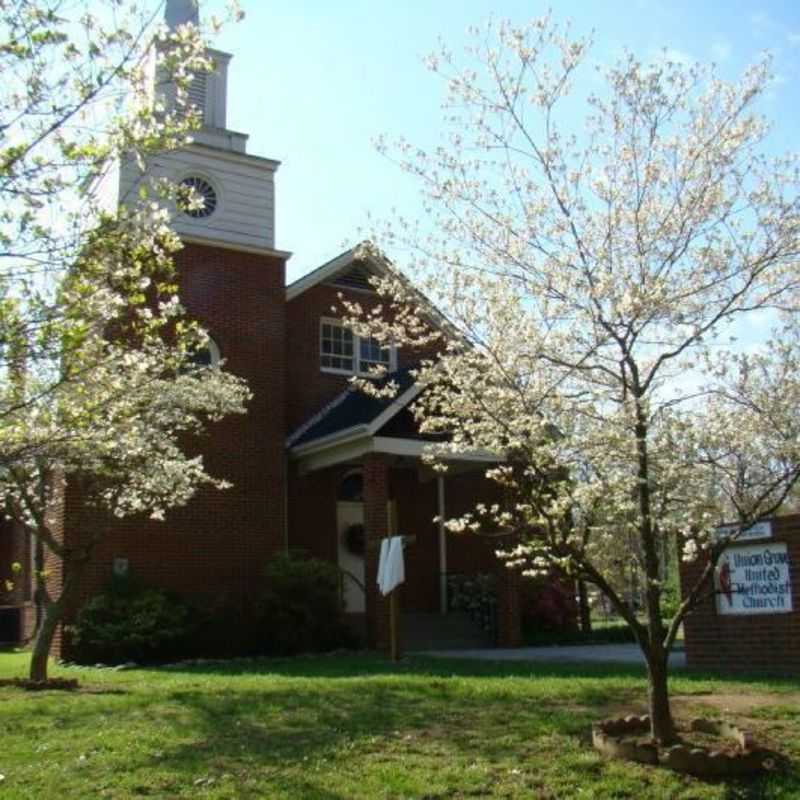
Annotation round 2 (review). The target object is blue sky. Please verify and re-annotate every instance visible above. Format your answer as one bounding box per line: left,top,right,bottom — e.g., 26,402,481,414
207,1,800,282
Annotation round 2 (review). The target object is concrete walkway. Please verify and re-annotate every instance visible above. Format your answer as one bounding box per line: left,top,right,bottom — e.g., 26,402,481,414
421,643,687,669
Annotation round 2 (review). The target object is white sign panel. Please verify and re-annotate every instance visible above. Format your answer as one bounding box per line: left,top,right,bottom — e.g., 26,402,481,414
714,520,772,542
715,543,793,615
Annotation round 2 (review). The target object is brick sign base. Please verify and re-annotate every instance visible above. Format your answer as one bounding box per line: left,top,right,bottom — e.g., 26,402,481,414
680,514,800,675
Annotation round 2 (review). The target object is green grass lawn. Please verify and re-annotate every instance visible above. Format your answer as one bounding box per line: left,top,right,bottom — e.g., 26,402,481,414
0,650,798,799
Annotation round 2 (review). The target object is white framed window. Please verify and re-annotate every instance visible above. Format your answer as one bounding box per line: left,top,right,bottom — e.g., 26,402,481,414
320,318,396,376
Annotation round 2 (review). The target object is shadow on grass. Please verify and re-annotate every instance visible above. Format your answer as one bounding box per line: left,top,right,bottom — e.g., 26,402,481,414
150,652,800,690
130,678,601,795
2,651,798,798
125,667,797,798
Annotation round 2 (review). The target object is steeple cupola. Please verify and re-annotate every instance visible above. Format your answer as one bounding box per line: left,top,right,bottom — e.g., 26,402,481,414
165,0,200,29
93,0,282,253
160,0,240,154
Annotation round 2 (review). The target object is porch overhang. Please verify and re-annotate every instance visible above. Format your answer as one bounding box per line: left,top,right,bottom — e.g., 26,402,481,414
289,432,498,474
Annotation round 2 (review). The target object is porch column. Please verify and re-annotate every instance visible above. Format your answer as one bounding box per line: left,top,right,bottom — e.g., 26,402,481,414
363,453,394,653
495,535,522,648
437,474,447,615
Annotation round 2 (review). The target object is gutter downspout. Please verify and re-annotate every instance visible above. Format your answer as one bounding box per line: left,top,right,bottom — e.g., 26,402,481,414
438,474,447,615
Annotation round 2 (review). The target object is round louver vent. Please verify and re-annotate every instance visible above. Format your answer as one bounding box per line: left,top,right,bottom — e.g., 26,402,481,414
180,176,217,219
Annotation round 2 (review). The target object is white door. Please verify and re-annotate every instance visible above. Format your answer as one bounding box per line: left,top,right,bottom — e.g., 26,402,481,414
337,501,365,613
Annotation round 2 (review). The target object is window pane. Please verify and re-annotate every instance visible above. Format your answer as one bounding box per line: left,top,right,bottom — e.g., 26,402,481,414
321,318,355,371
359,336,391,373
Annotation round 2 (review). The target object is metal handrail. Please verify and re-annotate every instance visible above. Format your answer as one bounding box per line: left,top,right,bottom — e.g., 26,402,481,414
445,572,498,643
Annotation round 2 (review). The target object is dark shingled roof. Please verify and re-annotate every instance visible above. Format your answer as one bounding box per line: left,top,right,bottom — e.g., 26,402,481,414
289,368,417,449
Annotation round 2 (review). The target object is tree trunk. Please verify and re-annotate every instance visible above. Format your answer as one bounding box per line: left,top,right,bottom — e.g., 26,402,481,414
33,538,45,637
29,554,87,682
631,401,676,744
578,580,592,633
29,596,63,682
646,650,675,744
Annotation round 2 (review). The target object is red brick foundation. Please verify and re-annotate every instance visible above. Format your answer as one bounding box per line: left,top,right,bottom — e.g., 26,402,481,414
680,514,800,675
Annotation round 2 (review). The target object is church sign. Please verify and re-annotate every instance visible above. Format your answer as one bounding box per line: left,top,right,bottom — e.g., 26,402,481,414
715,542,793,615
714,520,772,542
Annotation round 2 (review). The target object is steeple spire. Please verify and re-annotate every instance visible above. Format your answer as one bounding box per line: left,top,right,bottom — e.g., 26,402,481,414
165,0,199,30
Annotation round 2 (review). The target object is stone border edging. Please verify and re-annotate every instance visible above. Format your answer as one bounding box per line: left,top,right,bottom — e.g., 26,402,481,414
592,715,769,777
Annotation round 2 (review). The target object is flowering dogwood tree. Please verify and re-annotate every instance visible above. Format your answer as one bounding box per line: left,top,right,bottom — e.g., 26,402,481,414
0,1,248,682
346,17,800,743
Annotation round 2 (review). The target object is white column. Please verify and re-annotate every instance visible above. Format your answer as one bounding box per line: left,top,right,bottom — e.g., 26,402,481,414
438,474,447,615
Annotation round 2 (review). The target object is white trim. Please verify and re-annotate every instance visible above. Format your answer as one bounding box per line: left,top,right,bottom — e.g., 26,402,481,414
186,141,280,170
290,424,370,456
181,234,292,260
373,437,497,461
287,246,390,301
296,438,372,474
292,431,499,473
366,383,423,433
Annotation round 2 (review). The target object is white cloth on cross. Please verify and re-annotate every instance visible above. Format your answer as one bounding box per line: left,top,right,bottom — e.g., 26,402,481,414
377,536,405,596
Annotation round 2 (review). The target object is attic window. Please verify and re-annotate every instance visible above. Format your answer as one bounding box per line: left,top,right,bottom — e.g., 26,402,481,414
331,262,376,291
320,318,395,376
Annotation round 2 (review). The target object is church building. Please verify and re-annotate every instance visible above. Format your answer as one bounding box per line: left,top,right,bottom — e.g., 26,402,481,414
0,0,554,656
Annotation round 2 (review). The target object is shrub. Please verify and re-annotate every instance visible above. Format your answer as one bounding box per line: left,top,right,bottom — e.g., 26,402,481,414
257,552,357,655
72,577,194,664
520,575,579,635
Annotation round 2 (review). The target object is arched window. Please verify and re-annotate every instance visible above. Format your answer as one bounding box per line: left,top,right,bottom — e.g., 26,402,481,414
189,336,221,369
180,175,218,219
337,470,364,502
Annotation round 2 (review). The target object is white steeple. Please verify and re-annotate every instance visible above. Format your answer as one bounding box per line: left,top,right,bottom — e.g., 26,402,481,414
93,0,281,254
165,0,200,30
158,0,235,142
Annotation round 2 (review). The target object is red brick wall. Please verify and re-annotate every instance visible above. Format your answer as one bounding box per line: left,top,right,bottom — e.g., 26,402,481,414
287,464,344,564
0,518,31,606
393,470,439,613
57,243,288,655
680,515,800,675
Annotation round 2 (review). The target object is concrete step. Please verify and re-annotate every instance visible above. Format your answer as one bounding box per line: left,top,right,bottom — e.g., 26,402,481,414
402,611,494,651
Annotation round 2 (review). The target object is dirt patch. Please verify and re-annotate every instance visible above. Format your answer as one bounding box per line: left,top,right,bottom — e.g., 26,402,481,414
672,692,800,716
599,692,800,720
0,677,79,692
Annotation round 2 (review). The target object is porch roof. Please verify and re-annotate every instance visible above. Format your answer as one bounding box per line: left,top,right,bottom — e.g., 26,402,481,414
287,367,420,451
288,368,498,473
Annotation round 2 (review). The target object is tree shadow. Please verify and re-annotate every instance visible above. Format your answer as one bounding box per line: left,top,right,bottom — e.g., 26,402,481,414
150,652,800,690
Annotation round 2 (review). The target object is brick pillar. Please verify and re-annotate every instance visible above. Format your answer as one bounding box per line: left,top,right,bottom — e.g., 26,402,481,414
364,453,395,653
495,558,522,648
1,519,31,605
